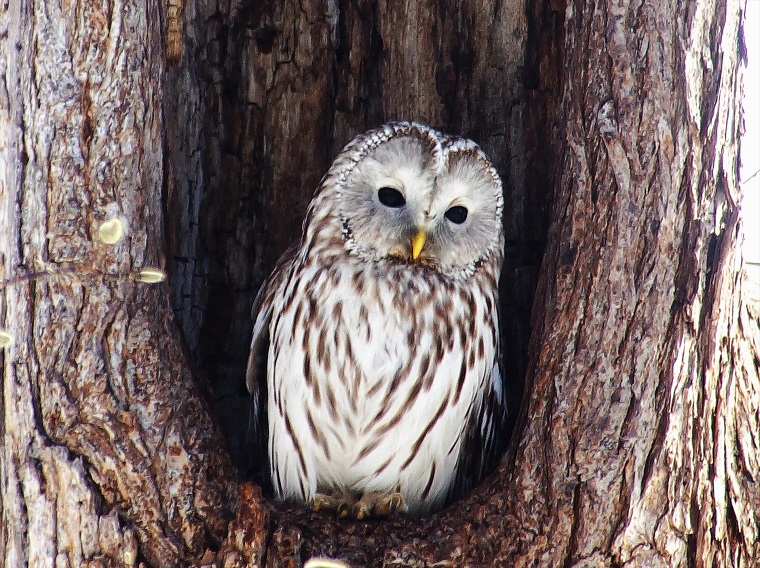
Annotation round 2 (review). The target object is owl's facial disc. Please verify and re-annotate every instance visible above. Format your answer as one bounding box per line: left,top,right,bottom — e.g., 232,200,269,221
336,133,503,275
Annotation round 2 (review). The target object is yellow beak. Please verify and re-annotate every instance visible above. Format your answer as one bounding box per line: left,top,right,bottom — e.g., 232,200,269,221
412,231,427,260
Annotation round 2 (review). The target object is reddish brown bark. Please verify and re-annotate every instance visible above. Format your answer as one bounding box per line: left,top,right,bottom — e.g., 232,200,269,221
0,1,240,565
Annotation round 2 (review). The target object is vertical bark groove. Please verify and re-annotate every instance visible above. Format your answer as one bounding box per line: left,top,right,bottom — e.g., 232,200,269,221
1,1,248,565
501,0,753,566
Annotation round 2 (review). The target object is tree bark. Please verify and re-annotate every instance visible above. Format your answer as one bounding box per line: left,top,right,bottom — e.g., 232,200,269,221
499,0,756,565
0,1,245,566
1,0,756,567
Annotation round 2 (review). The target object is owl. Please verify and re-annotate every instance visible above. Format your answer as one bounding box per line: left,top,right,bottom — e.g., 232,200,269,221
247,122,507,518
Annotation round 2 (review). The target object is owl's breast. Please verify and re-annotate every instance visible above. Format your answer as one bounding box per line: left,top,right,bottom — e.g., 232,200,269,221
268,258,497,513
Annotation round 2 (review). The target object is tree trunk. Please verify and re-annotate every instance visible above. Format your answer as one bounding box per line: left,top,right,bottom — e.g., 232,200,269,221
503,0,758,562
1,0,756,567
0,2,245,566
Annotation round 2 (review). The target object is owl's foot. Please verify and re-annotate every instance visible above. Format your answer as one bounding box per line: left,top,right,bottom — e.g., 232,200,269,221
351,491,407,520
311,490,407,520
311,491,357,518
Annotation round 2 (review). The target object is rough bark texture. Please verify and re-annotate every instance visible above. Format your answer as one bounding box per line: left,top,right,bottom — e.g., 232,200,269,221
1,0,757,567
0,1,248,566
502,0,755,565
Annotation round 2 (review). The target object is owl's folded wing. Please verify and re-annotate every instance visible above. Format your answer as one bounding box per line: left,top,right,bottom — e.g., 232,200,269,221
246,242,300,489
450,354,508,501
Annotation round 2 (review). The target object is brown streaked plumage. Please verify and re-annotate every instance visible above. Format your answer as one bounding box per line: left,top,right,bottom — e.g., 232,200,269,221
247,122,507,517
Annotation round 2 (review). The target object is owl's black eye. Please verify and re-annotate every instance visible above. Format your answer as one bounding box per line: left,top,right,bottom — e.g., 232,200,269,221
378,187,406,208
445,205,468,224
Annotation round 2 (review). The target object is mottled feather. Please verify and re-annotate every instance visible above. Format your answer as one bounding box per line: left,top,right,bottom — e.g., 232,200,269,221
247,122,508,516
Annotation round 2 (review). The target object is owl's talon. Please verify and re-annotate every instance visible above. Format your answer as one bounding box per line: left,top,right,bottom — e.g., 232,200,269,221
375,492,407,518
312,491,357,519
349,491,407,520
351,501,370,520
311,495,326,513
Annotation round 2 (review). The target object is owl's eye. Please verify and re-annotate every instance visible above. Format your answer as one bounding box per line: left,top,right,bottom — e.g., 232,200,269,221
377,187,406,208
445,205,468,224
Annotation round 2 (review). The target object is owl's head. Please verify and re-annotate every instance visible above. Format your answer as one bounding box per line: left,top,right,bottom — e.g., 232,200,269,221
306,122,504,277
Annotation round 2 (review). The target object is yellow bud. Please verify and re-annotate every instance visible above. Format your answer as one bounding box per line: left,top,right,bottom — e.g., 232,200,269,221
134,268,166,284
0,330,13,349
98,218,126,245
304,559,350,568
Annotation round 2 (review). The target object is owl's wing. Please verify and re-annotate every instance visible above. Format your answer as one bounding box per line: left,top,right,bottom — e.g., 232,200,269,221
451,353,509,500
245,243,299,489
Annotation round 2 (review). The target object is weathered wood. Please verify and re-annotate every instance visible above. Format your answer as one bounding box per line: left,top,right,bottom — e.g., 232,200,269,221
0,1,249,565
499,0,755,565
